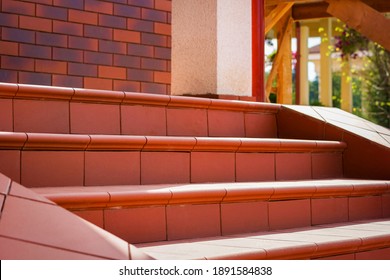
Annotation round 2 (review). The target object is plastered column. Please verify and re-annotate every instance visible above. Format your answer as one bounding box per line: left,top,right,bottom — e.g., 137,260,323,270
171,0,252,96
299,25,310,105
341,59,353,112
319,18,333,107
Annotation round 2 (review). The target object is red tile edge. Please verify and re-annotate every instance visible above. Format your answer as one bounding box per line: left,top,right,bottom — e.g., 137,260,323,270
0,82,280,113
34,180,390,210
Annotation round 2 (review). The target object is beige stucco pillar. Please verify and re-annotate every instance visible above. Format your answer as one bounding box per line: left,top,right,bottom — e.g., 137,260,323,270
171,0,252,96
299,25,310,105
341,59,353,112
319,18,333,107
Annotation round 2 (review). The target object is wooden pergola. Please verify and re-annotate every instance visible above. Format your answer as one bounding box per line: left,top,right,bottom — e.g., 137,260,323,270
254,0,390,106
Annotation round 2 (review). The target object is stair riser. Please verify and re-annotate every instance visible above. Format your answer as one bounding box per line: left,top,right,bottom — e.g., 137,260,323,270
0,150,343,187
0,98,277,138
73,194,390,244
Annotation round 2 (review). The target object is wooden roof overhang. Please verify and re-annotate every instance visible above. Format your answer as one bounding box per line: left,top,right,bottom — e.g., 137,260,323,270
265,0,390,50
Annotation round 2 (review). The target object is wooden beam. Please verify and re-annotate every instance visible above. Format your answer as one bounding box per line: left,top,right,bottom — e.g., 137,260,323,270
292,2,330,20
265,16,293,100
292,0,390,21
265,2,294,33
277,14,293,104
326,0,390,51
266,0,318,6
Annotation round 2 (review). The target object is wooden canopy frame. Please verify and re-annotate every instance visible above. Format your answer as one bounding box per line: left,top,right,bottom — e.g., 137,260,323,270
256,0,390,102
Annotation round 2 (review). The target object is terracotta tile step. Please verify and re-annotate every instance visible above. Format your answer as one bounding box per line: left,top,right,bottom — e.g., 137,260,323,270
136,219,390,260
0,132,346,186
32,180,390,244
0,82,279,138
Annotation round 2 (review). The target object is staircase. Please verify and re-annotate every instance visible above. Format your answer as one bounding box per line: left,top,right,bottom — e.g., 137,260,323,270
0,82,389,259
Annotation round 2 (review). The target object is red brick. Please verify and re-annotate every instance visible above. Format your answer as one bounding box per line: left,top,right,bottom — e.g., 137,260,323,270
53,20,83,36
37,32,68,47
98,66,126,79
127,69,153,82
37,4,67,20
99,40,127,54
142,33,168,47
113,29,141,43
141,58,167,71
53,75,83,88
142,8,167,23
2,0,35,16
154,47,171,59
84,77,113,90
53,47,83,63
114,4,140,18
128,0,154,8
113,80,140,92
154,22,171,36
20,44,52,59
2,27,35,44
155,0,172,12
24,0,52,4
19,72,51,86
0,69,18,83
141,82,167,94
84,25,113,40
99,14,126,29
69,36,98,51
154,71,171,84
35,59,67,74
0,42,19,56
69,10,98,25
53,0,83,9
0,12,19,27
1,56,34,71
68,63,97,77
85,0,113,15
84,51,113,66
20,16,52,32
114,54,140,68
127,18,154,32
127,43,154,57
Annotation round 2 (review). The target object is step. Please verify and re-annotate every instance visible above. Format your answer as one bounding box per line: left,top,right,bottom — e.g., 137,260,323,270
0,132,346,187
136,219,390,260
0,82,280,138
33,179,390,245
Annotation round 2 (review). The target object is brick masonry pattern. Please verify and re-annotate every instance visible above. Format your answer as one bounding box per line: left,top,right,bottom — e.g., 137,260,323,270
0,0,172,94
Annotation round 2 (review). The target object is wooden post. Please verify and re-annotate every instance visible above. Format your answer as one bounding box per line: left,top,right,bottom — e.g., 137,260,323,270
276,14,293,104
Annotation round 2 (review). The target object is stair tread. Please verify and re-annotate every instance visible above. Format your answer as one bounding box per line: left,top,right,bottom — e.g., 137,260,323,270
33,179,390,209
136,218,390,260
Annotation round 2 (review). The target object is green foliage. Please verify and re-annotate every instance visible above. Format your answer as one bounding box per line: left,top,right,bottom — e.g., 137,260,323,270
332,25,389,128
362,44,390,128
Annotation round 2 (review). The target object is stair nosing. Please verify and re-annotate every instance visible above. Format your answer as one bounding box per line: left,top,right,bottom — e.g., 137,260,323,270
0,82,281,113
0,132,347,153
32,179,390,210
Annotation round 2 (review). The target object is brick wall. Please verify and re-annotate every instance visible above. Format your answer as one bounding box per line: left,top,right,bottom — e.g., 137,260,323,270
0,0,171,94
